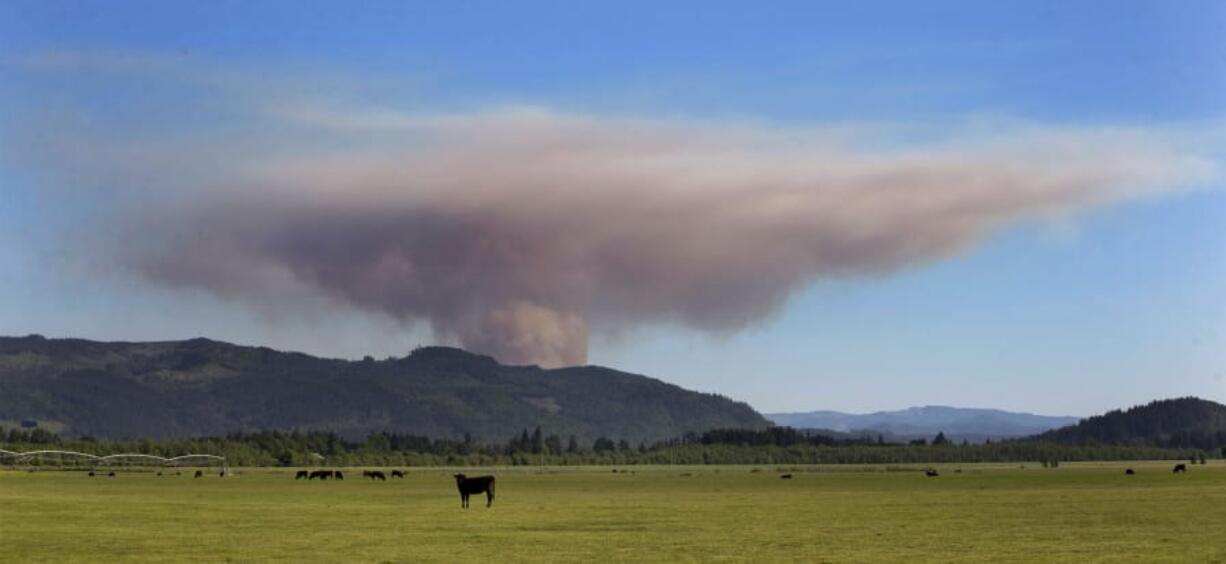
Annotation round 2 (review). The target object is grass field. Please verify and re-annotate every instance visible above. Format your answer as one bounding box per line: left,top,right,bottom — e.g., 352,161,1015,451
2,461,1224,562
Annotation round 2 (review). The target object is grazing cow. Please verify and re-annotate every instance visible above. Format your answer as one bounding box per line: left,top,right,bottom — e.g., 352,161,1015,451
367,470,386,481
296,470,309,480
335,471,344,480
779,474,793,479
1173,464,1187,474
391,470,405,479
194,470,203,478
453,474,495,508
88,471,95,477
108,472,116,477
1125,468,1135,475
157,472,163,477
925,469,940,477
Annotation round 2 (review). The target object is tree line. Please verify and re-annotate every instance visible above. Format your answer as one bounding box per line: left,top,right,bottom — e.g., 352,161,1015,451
2,425,1220,468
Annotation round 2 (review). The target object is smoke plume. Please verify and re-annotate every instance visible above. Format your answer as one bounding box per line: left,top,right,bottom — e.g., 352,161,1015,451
101,109,1213,366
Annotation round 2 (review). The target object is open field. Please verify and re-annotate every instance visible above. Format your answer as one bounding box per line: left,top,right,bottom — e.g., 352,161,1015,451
2,461,1224,563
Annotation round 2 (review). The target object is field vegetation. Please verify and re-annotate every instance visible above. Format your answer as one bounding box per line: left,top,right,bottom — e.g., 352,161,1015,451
2,462,1223,562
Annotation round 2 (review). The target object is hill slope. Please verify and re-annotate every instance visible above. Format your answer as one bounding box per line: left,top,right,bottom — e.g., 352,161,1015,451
0,335,768,442
767,406,1078,442
1031,397,1226,449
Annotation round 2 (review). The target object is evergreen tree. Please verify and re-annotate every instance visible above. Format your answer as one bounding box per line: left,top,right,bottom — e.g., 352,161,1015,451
531,427,544,454
544,434,562,455
592,437,615,452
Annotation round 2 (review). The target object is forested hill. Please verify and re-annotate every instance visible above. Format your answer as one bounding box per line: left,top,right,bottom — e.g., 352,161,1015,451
1031,397,1226,450
0,335,768,442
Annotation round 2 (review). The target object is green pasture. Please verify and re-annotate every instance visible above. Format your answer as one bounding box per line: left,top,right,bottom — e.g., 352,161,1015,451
1,461,1223,562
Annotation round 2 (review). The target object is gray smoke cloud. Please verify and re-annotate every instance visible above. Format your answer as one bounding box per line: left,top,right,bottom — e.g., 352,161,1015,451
105,109,1214,366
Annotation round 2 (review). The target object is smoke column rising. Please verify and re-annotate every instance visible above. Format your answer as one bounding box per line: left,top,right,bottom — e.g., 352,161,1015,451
104,110,1215,366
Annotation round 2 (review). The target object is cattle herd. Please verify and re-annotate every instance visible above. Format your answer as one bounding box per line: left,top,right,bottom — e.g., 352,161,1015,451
84,470,204,478
74,461,1198,509
294,469,345,480
287,469,410,480
293,468,494,508
79,466,497,509
915,464,1191,477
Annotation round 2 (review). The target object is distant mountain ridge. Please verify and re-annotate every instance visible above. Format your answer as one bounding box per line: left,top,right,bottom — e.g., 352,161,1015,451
767,405,1079,442
0,335,769,442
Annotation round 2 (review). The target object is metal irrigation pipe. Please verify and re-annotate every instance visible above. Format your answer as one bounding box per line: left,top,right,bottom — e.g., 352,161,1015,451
0,449,227,469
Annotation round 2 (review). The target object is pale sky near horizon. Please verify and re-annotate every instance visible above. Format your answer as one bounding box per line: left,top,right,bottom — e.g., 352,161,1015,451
1,1,1223,417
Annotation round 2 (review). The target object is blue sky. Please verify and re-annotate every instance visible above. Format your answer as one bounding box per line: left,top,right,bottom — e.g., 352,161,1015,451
1,1,1223,416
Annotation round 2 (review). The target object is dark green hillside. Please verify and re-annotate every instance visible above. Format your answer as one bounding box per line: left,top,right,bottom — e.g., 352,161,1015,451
0,335,768,442
1032,397,1226,450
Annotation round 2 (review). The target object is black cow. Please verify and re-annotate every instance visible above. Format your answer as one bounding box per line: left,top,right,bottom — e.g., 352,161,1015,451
779,474,793,479
1125,468,1135,475
335,471,344,480
454,474,495,508
925,469,940,477
367,470,386,481
88,471,95,477
194,470,203,478
295,470,309,480
156,472,163,477
108,471,116,477
1173,464,1187,474
391,470,405,479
